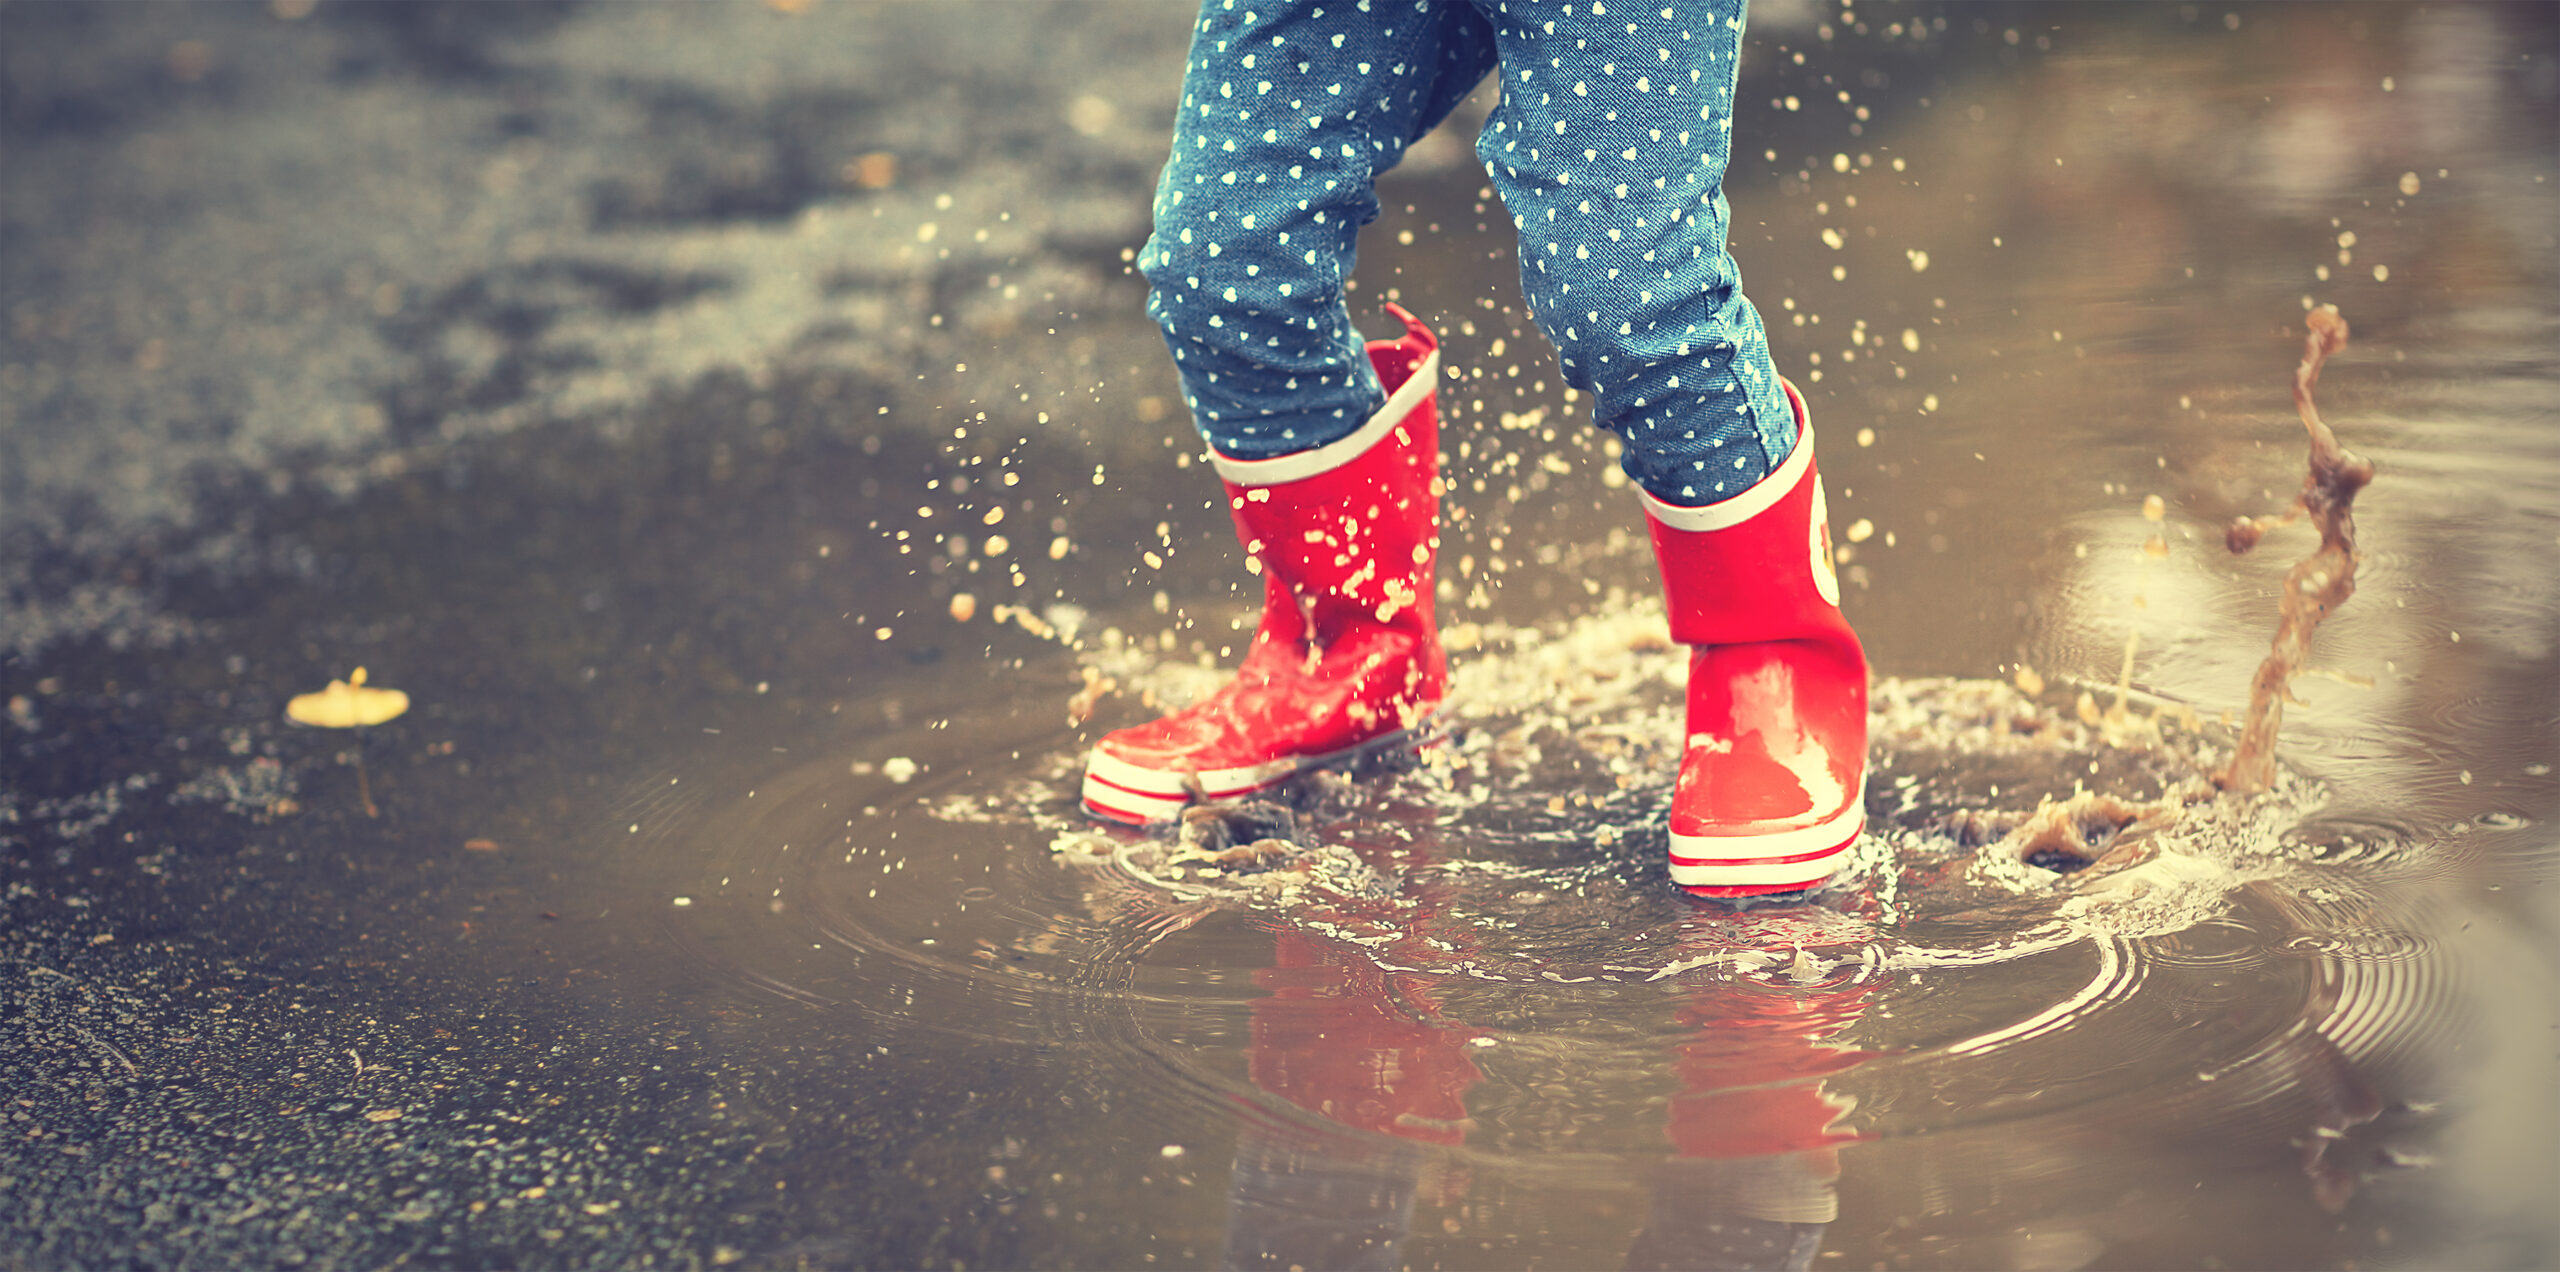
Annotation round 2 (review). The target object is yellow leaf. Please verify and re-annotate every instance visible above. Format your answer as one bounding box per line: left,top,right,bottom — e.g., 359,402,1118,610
287,666,410,728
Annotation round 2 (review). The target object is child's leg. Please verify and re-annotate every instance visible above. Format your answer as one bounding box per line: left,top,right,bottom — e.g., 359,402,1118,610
1471,0,1869,896
1138,0,1496,458
1468,0,1794,506
1082,3,1499,824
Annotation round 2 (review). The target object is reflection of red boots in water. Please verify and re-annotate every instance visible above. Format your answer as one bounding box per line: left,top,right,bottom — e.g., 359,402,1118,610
1647,381,1870,898
1219,926,1877,1272
1627,981,1875,1272
1663,981,1872,1162
1081,306,1445,825
1219,929,1482,1271
1246,931,1483,1144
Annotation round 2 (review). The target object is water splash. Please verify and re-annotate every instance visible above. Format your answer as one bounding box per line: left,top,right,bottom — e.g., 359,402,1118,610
2219,304,2376,792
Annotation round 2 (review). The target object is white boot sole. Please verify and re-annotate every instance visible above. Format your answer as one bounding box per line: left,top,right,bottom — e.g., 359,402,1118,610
1080,726,1428,826
1667,797,1866,892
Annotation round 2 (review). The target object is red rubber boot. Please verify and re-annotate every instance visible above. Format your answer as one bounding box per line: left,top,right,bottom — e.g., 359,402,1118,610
1081,305,1446,824
1645,381,1869,896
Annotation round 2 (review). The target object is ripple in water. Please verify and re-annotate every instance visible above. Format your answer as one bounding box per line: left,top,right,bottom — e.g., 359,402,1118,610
632,602,2465,1181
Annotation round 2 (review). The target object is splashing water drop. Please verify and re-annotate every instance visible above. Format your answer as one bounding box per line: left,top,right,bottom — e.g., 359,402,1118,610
2218,306,2373,793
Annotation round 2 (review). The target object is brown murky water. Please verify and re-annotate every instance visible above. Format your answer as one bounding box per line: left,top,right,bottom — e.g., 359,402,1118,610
3,3,2552,1268
612,9,2555,1269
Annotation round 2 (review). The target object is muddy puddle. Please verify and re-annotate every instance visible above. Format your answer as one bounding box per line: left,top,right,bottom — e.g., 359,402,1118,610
3,2,2555,1268
634,599,2510,1268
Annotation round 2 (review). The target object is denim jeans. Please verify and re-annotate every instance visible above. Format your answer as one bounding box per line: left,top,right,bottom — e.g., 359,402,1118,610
1139,0,1793,506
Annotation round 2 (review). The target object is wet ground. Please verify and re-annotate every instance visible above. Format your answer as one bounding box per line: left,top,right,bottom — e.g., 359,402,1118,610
3,2,2556,1268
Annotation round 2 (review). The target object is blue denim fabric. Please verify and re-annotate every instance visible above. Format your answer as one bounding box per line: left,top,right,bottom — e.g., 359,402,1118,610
1139,0,1795,506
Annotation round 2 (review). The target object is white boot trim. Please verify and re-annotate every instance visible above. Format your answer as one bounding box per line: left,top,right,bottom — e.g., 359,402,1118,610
1667,819,1861,889
1084,748,1195,798
1667,846,1855,889
1082,725,1428,822
1639,422,1817,533
1209,350,1441,487
1667,794,1865,868
1080,777,1189,826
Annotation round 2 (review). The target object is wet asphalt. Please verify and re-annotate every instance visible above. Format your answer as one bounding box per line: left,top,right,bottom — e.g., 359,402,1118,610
5,4,1201,1266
